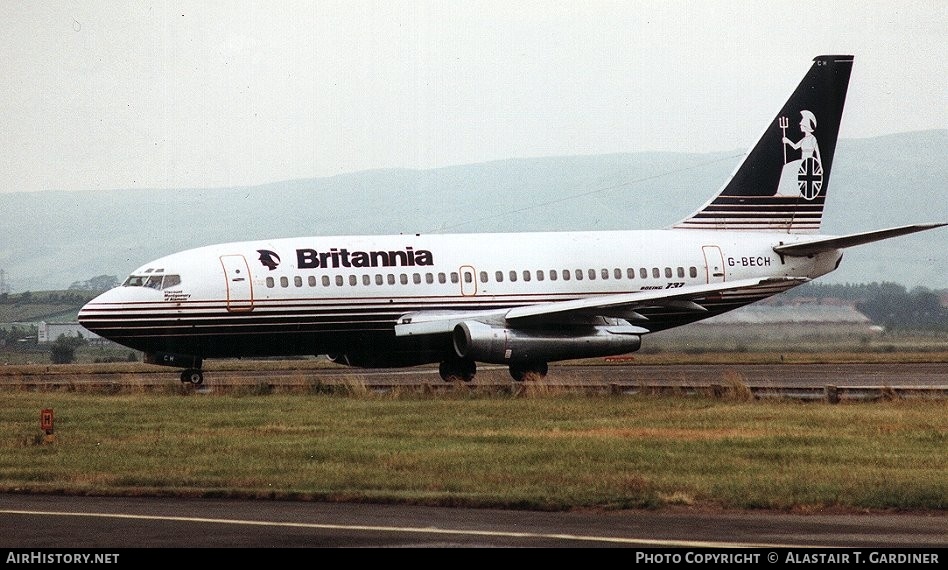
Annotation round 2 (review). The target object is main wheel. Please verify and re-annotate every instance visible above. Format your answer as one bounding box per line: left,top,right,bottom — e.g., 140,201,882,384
439,358,477,382
509,361,548,382
180,369,204,385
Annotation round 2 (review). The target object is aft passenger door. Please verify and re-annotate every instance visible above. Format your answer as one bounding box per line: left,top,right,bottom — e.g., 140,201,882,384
220,255,254,312
701,246,726,284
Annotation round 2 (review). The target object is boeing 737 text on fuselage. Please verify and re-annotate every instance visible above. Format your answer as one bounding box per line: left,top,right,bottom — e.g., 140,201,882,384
79,55,946,385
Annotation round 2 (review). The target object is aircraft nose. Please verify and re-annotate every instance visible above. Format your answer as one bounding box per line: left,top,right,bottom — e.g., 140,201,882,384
77,288,119,334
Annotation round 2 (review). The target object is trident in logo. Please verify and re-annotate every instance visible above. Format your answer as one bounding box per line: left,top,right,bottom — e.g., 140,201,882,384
778,116,789,163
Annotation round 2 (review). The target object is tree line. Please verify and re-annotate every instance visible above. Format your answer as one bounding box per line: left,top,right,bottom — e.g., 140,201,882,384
781,282,948,331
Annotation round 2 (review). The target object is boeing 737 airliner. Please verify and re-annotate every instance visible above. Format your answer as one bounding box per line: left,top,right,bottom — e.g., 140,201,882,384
79,55,945,385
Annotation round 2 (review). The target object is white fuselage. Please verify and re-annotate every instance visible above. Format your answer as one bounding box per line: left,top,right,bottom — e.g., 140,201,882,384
78,228,840,366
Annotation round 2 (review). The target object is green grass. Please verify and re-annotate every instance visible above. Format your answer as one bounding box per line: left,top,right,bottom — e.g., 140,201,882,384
1,390,944,512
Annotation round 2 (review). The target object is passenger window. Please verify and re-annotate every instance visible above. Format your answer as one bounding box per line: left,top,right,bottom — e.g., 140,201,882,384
496,271,504,282
335,275,343,286
523,271,531,282
677,267,685,278
575,269,583,280
450,272,459,283
376,274,384,285
464,272,473,283
537,270,545,281
425,273,434,284
627,268,634,279
266,277,274,288
308,276,317,287
387,274,395,285
549,270,557,281
652,268,660,279
690,266,698,278
294,276,303,287
349,275,357,286
281,276,289,288
400,274,408,285
640,268,648,279
322,276,330,287
509,271,517,282
664,267,672,278
562,270,570,281
615,268,623,279
413,273,421,284
362,275,371,286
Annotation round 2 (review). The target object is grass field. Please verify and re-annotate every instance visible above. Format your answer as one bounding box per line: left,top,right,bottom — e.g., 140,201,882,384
1,388,944,513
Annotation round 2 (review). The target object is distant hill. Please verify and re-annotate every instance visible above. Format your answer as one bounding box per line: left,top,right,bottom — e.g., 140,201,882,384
1,130,945,292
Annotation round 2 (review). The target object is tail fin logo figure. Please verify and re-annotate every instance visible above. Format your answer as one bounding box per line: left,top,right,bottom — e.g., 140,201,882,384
777,110,823,200
257,249,281,271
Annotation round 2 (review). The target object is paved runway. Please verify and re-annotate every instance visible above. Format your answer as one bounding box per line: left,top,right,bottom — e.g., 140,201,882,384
1,494,944,549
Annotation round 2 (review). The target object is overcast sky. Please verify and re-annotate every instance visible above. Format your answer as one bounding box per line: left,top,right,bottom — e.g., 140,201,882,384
0,0,944,194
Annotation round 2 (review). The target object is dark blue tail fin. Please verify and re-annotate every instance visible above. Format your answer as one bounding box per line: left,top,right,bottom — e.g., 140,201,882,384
675,55,853,233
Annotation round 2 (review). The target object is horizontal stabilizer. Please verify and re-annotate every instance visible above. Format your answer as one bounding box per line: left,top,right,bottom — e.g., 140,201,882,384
773,223,947,256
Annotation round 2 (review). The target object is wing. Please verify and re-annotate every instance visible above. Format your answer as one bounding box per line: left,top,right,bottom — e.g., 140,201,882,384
394,276,806,337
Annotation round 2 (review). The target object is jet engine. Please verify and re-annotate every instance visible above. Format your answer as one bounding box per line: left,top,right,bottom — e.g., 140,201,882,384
452,321,641,364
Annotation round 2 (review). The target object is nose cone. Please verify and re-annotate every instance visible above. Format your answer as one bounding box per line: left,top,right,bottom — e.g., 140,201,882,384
79,286,157,335
77,289,116,336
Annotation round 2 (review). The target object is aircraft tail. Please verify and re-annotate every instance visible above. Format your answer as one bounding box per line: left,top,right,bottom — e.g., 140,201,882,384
674,55,853,233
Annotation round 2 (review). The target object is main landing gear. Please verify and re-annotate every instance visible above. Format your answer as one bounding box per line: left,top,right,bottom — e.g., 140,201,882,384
439,357,476,382
438,358,550,383
180,369,204,386
508,361,548,382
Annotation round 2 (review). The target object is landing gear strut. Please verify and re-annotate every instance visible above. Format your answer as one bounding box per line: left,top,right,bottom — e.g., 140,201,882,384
509,361,548,382
439,358,477,382
180,369,204,385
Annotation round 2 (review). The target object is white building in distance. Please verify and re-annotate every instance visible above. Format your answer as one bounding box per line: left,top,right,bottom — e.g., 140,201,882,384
37,322,103,344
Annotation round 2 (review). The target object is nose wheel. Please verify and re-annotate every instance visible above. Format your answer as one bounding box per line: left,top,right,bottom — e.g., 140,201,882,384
180,369,204,385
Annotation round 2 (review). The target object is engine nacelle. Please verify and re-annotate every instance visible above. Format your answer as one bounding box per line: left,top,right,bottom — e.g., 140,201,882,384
452,321,641,364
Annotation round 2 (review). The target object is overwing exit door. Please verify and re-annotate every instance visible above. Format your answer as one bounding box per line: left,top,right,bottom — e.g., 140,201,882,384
459,265,477,296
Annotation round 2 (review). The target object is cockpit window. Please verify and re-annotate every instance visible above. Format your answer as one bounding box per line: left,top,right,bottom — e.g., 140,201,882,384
123,275,147,287
122,274,182,290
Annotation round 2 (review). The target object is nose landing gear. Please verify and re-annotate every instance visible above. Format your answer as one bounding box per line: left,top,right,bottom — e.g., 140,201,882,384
180,369,204,385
